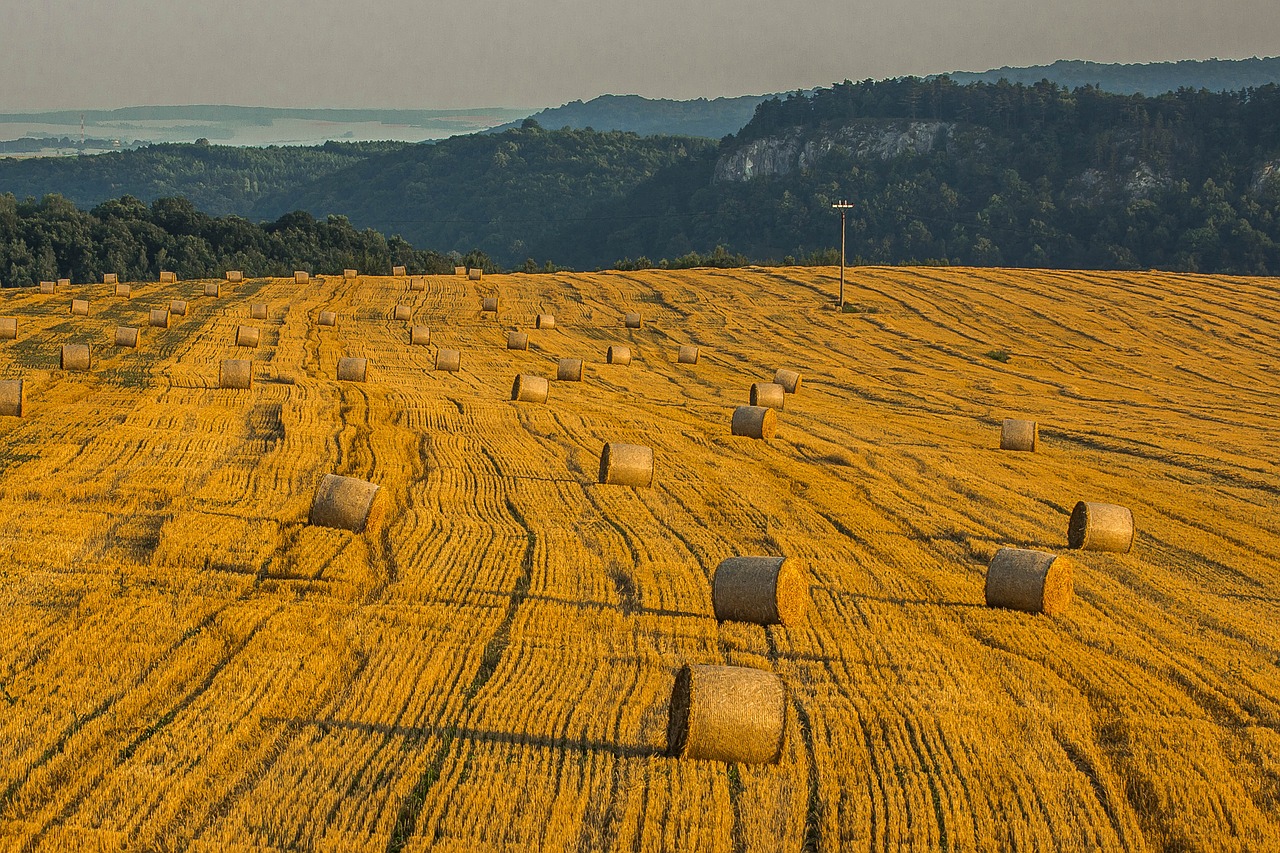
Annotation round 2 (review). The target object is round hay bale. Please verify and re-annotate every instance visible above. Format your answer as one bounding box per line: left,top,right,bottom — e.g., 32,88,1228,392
454,266,467,276
169,299,187,316
343,269,358,279
1000,418,1038,452
677,345,700,364
103,273,118,285
410,325,431,346
511,374,549,403
468,268,483,281
1068,501,1135,553
39,281,56,294
60,343,91,371
317,311,337,327
70,299,89,317
0,379,23,417
774,368,802,394
732,405,777,439
436,348,461,372
0,317,16,340
250,303,268,320
219,359,253,389
607,345,632,365
392,265,407,277
336,356,368,382
308,473,380,533
114,283,132,298
984,547,1074,615
535,314,555,329
149,308,171,329
57,278,70,289
598,442,653,487
666,664,785,764
393,304,412,322
160,271,177,283
750,382,785,410
294,270,310,283
624,312,643,329
204,282,221,297
226,270,244,282
557,357,583,381
409,277,425,292
235,326,261,348
712,556,806,625
114,326,140,349
482,296,499,312
507,331,529,350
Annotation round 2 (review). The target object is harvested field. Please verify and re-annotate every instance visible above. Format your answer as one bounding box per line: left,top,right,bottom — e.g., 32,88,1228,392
0,266,1276,851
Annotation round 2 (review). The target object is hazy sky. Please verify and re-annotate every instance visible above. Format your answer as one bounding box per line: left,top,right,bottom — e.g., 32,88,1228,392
2,0,1278,110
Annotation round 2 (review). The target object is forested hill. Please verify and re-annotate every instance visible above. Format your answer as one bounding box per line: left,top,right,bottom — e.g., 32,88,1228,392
946,56,1280,95
487,94,771,139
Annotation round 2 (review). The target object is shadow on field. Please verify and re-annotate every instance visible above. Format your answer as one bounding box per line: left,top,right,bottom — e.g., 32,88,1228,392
487,590,707,620
818,588,985,609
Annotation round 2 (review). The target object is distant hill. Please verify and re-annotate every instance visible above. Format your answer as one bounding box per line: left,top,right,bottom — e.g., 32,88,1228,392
945,56,1280,94
489,94,772,139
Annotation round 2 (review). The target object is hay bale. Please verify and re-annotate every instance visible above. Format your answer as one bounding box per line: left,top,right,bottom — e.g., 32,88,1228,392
410,325,431,346
103,273,118,285
607,345,632,365
712,556,806,625
39,281,56,294
0,317,16,341
250,303,268,320
984,547,1074,615
435,348,462,372
666,664,784,764
677,345,699,364
1068,501,1135,553
317,311,337,327
149,308,171,329
1000,418,1038,452
343,269,358,279
159,271,177,283
115,283,132,298
598,442,653,487
0,379,23,417
169,299,187,316
468,268,483,281
204,282,221,297
624,312,643,329
60,343,91,371
336,356,368,382
511,373,549,403
309,473,380,532
536,314,555,329
235,326,261,348
409,277,425,292
774,368,802,394
394,304,412,322
219,359,253,389
557,357,583,382
294,271,310,283
57,278,70,288
507,331,529,351
482,296,499,312
454,266,467,276
114,326,140,349
392,265,406,277
750,382,785,410
732,405,777,439
226,270,244,282
70,299,89,317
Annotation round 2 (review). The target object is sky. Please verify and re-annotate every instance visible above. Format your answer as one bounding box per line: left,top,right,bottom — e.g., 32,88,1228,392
1,0,1278,111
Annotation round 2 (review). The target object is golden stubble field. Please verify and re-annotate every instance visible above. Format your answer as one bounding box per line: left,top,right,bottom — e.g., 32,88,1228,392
0,265,1277,852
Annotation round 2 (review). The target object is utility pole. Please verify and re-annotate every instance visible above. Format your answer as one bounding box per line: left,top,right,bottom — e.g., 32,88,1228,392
831,200,854,309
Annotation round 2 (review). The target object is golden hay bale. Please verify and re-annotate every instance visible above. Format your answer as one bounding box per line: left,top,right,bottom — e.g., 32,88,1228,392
219,359,253,389
317,311,337,327
39,281,56,294
57,278,70,288
712,556,806,625
749,382,785,410
436,348,462,372
115,283,132,298
511,373,549,403
1068,501,1135,553
677,345,699,364
149,308,171,329
169,299,187,316
607,345,632,365
666,664,784,764
392,265,407,277
160,271,177,283
507,331,529,350
343,269,358,279
0,379,23,417
250,303,268,320
409,277,425,291
0,317,16,340
598,442,653,487
557,357,584,381
70,298,89,317
103,273,118,285
774,368,802,394
536,314,555,329
984,547,1074,616
235,326,261,348
336,356,368,382
732,405,777,439
454,266,467,276
410,325,431,346
60,343,91,371
1000,418,1038,452
394,304,412,322
294,270,310,283
468,268,483,281
624,312,643,329
114,326,140,349
482,296,499,312
226,270,244,282
309,473,381,533
204,282,221,297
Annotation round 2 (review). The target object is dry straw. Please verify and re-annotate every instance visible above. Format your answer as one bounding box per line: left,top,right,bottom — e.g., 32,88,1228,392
436,348,462,372
0,317,16,341
511,374,549,403
204,282,221,297
774,368,802,394
392,265,406,277
103,273,118,285
70,299,89,317
39,281,56,294
0,379,23,417
219,359,253,389
712,556,806,625
336,357,368,382
536,314,555,329
598,442,653,487
250,303,268,320
482,296,499,312
468,268,483,281
666,664,785,764
60,343,91,371
454,266,467,276
557,357,584,381
150,308,171,329
115,283,132,298
507,331,529,350
677,345,699,364
985,547,1074,615
410,325,431,346
235,326,261,348
226,270,244,282
394,304,412,322
607,345,632,365
624,312,643,329
344,269,358,279
114,326,140,349
750,382,785,410
309,473,381,533
1000,418,1038,452
294,271,310,283
317,311,337,327
160,271,177,283
1068,501,1135,553
169,299,187,316
732,405,777,439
